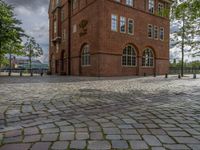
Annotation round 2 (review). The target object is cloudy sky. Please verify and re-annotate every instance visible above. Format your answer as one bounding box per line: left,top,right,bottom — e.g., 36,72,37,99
4,0,49,62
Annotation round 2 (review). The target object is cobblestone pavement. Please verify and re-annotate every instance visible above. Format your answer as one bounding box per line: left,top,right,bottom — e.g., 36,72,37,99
0,75,200,150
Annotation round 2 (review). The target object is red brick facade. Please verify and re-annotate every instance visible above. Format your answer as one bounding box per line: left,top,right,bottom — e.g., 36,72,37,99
49,0,171,76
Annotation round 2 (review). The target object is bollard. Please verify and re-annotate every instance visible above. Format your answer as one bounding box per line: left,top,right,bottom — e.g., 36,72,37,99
154,72,156,77
41,72,44,77
193,73,196,79
144,73,146,77
165,73,168,78
178,74,181,79
20,71,22,77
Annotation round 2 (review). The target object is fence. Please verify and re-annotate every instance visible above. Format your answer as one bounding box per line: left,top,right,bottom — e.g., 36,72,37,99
169,67,200,74
0,68,48,76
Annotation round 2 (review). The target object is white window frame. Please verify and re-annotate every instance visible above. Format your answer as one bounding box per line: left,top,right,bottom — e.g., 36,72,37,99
128,19,134,35
120,16,126,33
154,26,158,40
111,14,118,32
158,3,164,17
81,45,90,66
148,24,153,38
148,0,154,14
126,0,133,7
122,45,137,67
160,27,164,41
142,48,154,67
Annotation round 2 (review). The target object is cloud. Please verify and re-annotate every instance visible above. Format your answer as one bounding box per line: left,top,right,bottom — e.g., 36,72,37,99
4,0,49,63
4,0,49,11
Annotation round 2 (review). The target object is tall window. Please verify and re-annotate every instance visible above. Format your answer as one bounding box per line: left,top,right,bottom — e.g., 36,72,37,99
62,29,66,41
126,0,133,6
73,0,77,9
158,3,164,17
54,20,57,34
148,24,153,38
149,0,154,14
154,26,158,39
111,14,118,31
61,9,65,21
122,45,137,67
128,19,134,35
160,27,164,40
142,48,154,67
81,45,90,66
120,16,126,33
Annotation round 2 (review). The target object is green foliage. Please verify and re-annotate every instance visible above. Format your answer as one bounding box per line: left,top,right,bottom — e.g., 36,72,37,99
0,0,25,66
171,0,200,55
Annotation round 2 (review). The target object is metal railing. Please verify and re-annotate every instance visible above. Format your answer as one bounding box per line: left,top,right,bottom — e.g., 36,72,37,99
169,67,200,74
0,68,48,76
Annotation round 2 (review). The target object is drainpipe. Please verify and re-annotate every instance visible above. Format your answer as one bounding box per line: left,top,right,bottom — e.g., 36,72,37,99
67,0,71,75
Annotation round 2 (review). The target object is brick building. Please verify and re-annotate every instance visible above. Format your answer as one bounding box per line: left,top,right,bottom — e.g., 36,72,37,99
49,0,172,76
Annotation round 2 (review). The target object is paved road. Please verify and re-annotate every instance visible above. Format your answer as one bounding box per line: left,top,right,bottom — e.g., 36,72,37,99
0,75,200,150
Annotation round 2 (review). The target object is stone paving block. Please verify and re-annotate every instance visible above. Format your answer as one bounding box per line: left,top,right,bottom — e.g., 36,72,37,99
75,127,88,132
76,132,89,140
24,127,39,135
137,129,151,134
0,143,31,150
123,119,137,124
132,123,146,128
187,144,200,150
88,140,111,150
167,131,190,137
151,147,166,150
3,136,22,144
42,128,59,134
121,134,141,140
143,135,162,146
111,140,129,149
184,128,200,135
145,123,159,128
156,135,176,144
118,124,133,129
60,132,74,140
55,121,70,126
51,141,69,150
174,137,200,144
4,130,21,138
129,140,149,149
89,126,101,132
60,126,74,132
42,133,58,142
121,129,138,134
23,134,41,142
90,132,103,140
106,134,121,140
103,128,120,134
31,142,51,150
150,129,167,135
39,123,55,129
164,144,190,150
70,140,86,149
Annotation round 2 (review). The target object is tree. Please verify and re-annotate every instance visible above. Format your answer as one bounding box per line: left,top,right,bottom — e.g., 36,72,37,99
171,0,200,77
0,0,25,68
24,37,43,75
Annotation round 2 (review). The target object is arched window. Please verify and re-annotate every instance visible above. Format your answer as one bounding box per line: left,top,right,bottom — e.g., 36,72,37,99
81,44,90,66
122,45,137,66
142,48,154,67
